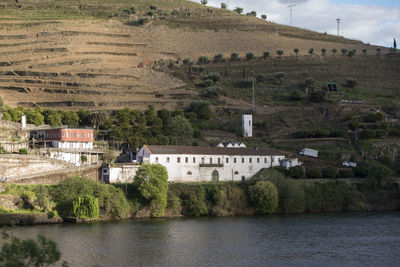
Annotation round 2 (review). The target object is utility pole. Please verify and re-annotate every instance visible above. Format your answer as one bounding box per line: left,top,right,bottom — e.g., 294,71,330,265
336,18,341,36
288,0,296,26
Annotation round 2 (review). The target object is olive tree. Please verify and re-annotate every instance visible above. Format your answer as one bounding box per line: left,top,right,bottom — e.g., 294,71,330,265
234,7,243,14
261,14,267,20
221,3,226,9
134,164,169,217
200,0,208,6
293,48,299,56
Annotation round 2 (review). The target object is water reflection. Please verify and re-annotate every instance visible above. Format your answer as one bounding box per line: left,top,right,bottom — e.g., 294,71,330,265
5,212,400,267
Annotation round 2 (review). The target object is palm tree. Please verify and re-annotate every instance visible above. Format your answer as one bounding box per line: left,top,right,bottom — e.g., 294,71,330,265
89,111,108,130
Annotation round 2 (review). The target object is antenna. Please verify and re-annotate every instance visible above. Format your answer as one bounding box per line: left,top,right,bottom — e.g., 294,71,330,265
252,79,255,112
336,18,341,36
288,0,296,25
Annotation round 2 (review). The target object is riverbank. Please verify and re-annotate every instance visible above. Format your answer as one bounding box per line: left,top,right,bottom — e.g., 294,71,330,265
1,169,400,226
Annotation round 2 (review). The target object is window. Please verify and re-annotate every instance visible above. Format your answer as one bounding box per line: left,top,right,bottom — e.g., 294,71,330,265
187,171,192,175
155,157,159,163
234,171,239,175
167,157,170,163
249,121,251,126
74,133,77,137
62,132,65,137
193,157,196,163
234,158,237,163
210,158,213,164
249,158,252,163
257,158,260,163
226,158,229,163
177,157,181,163
201,157,205,164
81,133,84,138
218,158,220,164
264,158,267,163
242,158,244,163
185,157,188,163
241,176,245,182
272,157,275,163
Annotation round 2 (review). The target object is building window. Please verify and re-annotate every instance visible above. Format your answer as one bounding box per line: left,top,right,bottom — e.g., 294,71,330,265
218,158,220,164
210,158,213,164
234,171,239,175
167,157,170,163
201,158,204,164
187,171,192,175
257,158,260,163
177,157,181,163
62,132,65,137
185,157,188,163
264,158,267,163
242,158,244,163
272,157,275,163
193,157,196,163
249,121,251,126
74,133,77,137
241,176,245,181
234,158,237,163
81,133,84,138
155,157,159,163
249,158,252,163
226,158,229,163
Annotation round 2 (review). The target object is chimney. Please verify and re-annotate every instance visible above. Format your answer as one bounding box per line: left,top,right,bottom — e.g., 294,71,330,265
21,115,26,129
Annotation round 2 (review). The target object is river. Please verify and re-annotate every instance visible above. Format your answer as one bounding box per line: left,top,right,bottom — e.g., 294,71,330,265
3,212,400,266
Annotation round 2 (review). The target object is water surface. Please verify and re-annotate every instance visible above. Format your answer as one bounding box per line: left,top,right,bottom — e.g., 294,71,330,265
4,212,400,266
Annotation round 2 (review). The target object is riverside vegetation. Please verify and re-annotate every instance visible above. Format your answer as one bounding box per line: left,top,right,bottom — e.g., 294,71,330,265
1,164,399,224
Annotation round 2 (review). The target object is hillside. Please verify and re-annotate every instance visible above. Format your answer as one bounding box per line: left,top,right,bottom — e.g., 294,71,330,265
0,0,390,110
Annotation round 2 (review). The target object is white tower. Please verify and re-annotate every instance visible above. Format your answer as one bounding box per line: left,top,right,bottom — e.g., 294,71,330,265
242,114,253,138
21,115,26,128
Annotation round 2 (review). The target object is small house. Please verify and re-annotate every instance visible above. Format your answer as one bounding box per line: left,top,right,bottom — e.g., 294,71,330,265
280,158,301,169
299,148,318,158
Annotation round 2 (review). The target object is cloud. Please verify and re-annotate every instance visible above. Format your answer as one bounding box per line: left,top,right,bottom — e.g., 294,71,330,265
206,0,400,46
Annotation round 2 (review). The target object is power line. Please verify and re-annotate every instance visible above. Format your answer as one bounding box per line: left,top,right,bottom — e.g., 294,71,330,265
288,0,296,25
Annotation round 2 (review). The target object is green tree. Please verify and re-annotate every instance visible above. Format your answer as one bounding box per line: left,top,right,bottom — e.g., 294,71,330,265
262,51,270,59
230,52,239,61
341,48,347,56
213,53,223,62
246,52,254,60
248,181,279,214
166,115,194,139
331,48,337,54
73,195,100,219
25,108,44,126
309,90,326,103
221,3,226,9
0,230,65,267
321,48,326,56
134,164,169,217
368,161,392,189
261,14,267,20
188,101,211,120
276,50,284,58
345,78,358,88
88,111,108,130
308,48,314,56
200,0,208,6
46,112,63,126
61,111,79,127
234,7,243,14
197,56,208,64
289,90,304,101
293,48,299,56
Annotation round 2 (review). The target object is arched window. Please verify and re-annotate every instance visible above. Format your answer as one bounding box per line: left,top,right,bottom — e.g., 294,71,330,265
212,170,219,182
187,171,192,175
234,171,239,175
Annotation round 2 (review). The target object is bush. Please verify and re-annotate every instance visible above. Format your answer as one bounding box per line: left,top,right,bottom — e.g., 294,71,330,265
248,181,279,214
309,90,326,103
246,52,254,60
256,74,265,83
345,78,358,88
73,195,100,219
304,77,315,87
276,50,284,57
134,164,169,217
188,101,211,120
19,148,28,154
213,53,223,62
289,90,304,101
339,169,354,178
230,52,239,61
205,86,221,98
197,56,208,64
191,65,205,73
207,73,220,82
183,187,208,216
321,166,339,179
287,166,304,179
263,51,270,59
306,168,321,179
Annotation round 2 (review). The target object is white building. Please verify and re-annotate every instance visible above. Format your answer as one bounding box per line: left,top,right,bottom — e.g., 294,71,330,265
242,114,253,138
137,145,285,182
101,164,140,183
280,158,302,169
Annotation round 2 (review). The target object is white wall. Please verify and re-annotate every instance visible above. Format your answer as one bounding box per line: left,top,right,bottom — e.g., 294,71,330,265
147,153,284,182
52,141,93,149
104,165,140,183
242,114,253,138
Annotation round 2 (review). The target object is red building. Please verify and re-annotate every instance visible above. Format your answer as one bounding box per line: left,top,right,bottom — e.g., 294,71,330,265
32,128,94,149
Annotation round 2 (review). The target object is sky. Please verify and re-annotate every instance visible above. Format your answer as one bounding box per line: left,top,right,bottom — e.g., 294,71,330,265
205,0,400,47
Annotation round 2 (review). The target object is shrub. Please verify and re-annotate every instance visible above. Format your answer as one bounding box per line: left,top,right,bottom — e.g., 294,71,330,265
191,65,205,73
134,164,169,217
308,48,314,55
339,169,354,178
73,195,100,219
263,51,270,59
19,148,28,155
234,7,243,14
261,14,267,20
293,48,299,55
289,90,303,101
348,120,359,131
230,52,239,61
213,53,223,62
304,77,315,87
183,58,190,65
309,90,326,103
248,181,279,214
331,48,337,54
321,166,339,179
188,101,211,120
345,78,358,88
276,50,284,57
202,79,213,87
207,73,220,82
256,74,265,83
246,52,254,60
321,48,327,56
197,56,208,64
287,166,304,179
183,187,208,216
306,168,321,179
341,48,348,56
205,86,221,98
